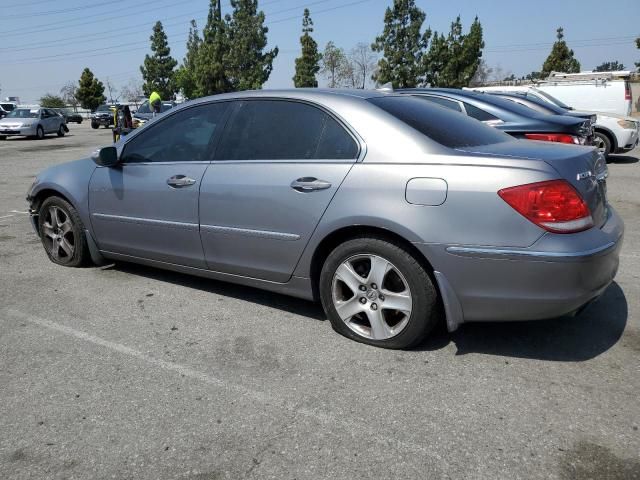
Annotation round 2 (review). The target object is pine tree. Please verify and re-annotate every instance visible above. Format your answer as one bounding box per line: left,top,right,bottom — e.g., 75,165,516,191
541,28,581,75
225,0,278,91
140,21,178,99
176,20,202,99
293,9,322,88
635,37,639,71
594,61,625,72
371,0,428,88
423,16,484,87
196,0,231,95
75,68,106,111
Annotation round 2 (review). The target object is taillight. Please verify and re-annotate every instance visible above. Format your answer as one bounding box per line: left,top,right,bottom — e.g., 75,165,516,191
625,81,631,101
524,133,580,144
498,180,593,233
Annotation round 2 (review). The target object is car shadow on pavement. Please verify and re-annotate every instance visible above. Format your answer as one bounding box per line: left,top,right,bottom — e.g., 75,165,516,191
608,155,638,164
420,282,628,361
109,262,327,321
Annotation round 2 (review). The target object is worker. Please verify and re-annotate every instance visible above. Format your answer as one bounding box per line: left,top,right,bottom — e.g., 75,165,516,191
149,91,162,116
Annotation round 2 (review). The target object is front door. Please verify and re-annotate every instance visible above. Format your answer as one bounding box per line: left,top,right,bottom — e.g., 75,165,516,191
89,102,230,268
200,99,360,283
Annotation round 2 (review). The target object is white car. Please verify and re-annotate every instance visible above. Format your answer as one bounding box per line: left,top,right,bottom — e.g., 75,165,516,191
465,85,639,158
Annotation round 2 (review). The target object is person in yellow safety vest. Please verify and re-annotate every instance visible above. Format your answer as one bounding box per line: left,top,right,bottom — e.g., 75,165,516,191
149,91,162,116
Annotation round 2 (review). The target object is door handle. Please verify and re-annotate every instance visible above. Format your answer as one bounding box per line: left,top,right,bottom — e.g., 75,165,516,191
167,175,196,188
290,177,332,193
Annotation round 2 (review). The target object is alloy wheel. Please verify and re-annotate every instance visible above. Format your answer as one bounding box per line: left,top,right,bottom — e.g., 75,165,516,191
331,254,413,340
41,206,75,261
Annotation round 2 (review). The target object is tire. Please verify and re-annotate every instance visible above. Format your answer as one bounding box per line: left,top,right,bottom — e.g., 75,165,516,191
38,196,90,268
36,125,44,140
593,131,612,160
319,236,440,349
91,122,99,129
78,118,83,124
0,135,6,140
57,124,65,137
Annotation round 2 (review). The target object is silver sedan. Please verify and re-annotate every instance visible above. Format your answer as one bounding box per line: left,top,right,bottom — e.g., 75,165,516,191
26,90,623,349
0,107,66,140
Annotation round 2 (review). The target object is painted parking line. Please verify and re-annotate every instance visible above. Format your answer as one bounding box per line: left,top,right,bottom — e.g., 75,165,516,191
0,214,15,219
5,308,446,468
10,210,30,215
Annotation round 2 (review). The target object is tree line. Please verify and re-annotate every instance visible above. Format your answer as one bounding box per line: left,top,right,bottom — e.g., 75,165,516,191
38,0,640,111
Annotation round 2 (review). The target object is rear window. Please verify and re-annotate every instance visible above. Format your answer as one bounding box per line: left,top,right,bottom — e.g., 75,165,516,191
368,96,510,148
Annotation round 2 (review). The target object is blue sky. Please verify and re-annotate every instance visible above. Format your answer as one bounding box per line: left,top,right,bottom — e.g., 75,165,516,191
1,0,638,103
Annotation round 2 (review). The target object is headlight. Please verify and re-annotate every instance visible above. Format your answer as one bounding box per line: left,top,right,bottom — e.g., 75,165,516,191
617,119,636,129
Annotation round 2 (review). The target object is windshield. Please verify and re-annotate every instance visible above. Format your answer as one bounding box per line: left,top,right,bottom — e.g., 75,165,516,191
7,109,39,118
501,95,567,115
369,96,511,148
136,101,174,114
532,90,573,110
96,105,111,112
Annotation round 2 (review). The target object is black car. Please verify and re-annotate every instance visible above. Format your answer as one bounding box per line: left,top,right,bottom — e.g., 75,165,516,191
91,104,115,129
54,108,83,124
397,88,593,146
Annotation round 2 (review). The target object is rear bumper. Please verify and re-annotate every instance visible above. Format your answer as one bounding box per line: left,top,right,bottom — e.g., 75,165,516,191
415,206,624,325
614,128,639,153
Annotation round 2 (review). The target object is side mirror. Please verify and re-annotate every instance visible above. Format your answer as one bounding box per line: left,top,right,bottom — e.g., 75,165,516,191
92,146,119,167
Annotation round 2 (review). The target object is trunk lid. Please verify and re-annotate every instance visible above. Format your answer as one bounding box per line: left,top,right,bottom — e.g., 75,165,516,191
458,141,608,228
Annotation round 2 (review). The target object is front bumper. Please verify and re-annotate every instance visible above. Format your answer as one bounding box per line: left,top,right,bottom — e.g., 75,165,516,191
0,125,37,136
415,206,624,325
616,128,639,152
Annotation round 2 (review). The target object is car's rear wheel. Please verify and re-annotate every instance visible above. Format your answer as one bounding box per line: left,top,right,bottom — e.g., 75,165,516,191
38,197,89,267
57,124,65,137
320,237,440,349
36,125,44,140
594,131,612,159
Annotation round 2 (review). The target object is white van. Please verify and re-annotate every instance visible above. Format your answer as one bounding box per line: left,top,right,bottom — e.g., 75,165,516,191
536,71,632,117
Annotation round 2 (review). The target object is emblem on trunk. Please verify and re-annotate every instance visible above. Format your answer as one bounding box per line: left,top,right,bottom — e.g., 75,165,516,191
577,170,593,180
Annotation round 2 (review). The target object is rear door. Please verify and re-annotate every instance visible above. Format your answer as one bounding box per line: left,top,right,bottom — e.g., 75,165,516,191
199,99,360,282
89,102,230,267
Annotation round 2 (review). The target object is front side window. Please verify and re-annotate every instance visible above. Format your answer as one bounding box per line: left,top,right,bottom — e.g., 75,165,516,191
121,102,229,163
216,100,358,160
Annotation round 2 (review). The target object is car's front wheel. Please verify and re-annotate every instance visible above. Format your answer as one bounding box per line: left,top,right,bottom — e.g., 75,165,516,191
57,124,65,137
38,197,89,267
35,125,44,140
91,122,99,129
320,237,440,349
594,131,612,160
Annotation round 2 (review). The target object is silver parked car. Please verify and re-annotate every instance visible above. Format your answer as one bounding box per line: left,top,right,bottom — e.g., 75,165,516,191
27,90,623,349
0,107,66,140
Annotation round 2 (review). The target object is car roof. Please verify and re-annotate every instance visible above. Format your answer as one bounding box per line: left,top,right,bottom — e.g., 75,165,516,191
187,88,388,106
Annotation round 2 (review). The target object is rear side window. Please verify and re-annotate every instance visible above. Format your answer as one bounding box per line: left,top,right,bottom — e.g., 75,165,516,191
462,102,500,122
369,96,510,148
216,100,358,160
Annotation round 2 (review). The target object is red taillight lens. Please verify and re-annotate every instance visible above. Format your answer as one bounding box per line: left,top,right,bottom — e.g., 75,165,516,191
498,180,593,233
524,133,580,144
625,81,631,101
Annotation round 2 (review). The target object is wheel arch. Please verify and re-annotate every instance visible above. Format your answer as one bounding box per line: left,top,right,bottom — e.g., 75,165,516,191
308,225,438,301
594,126,618,152
29,188,76,235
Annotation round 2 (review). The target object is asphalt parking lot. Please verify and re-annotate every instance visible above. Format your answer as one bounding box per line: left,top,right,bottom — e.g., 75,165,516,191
1,122,638,480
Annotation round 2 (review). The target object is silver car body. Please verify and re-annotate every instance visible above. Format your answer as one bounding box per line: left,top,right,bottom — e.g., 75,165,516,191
0,107,65,138
27,89,623,331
